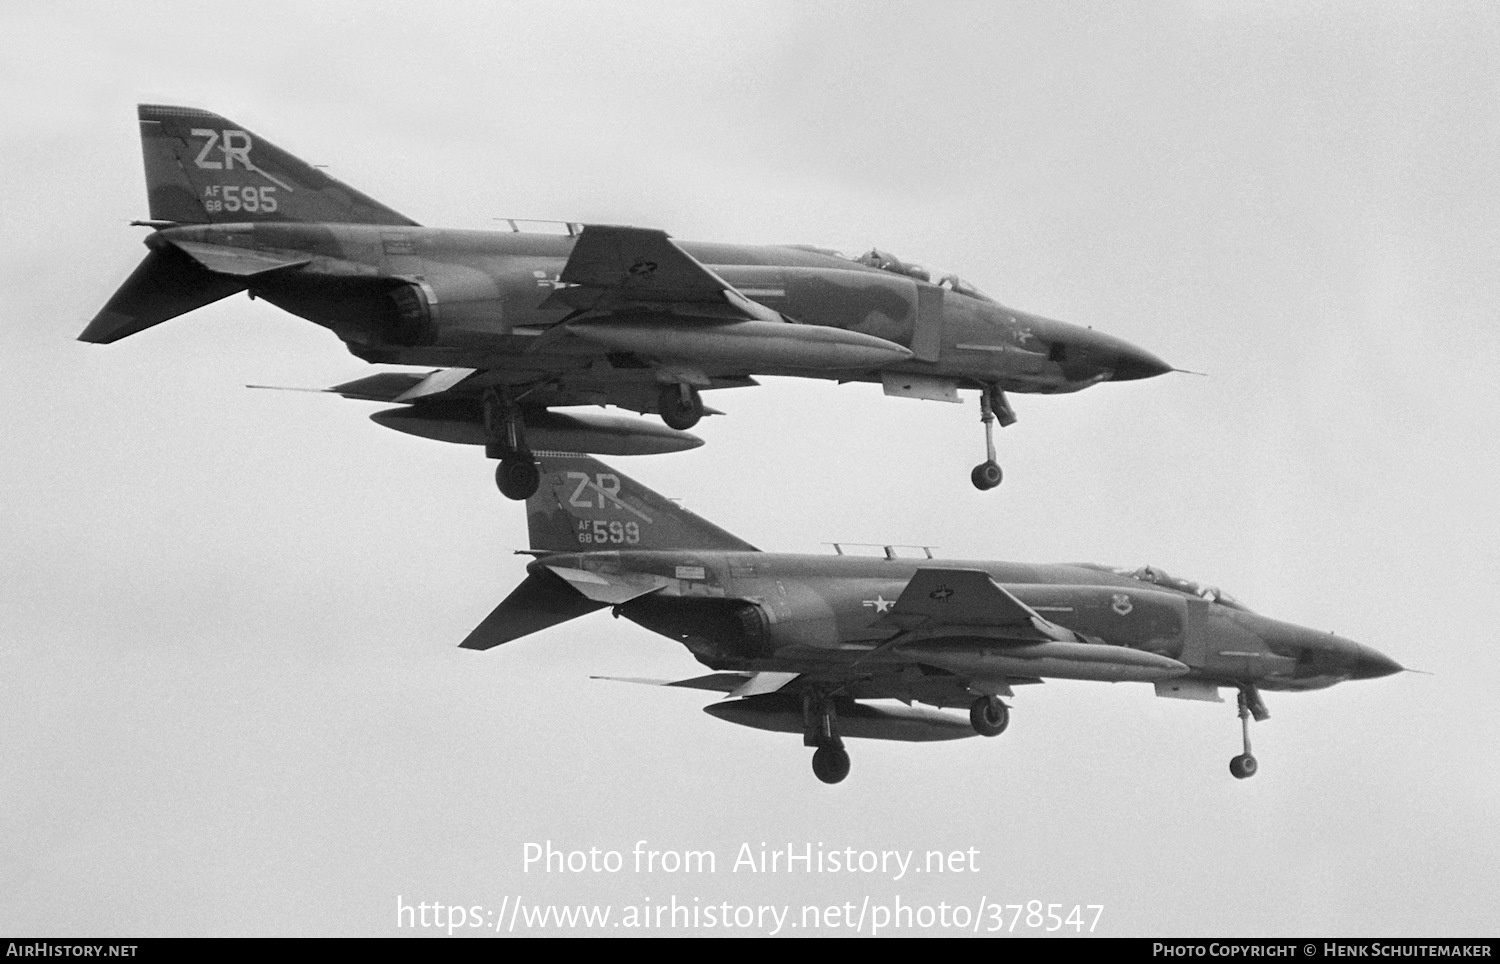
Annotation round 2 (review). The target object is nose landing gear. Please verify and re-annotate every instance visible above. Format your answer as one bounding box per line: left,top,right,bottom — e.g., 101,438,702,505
971,387,1015,491
1230,685,1269,780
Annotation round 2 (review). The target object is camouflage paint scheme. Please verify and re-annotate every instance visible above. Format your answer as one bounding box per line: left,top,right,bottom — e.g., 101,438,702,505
82,106,1173,494
471,453,1402,784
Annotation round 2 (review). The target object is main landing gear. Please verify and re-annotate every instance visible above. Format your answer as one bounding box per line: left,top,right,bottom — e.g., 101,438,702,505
971,386,1016,491
483,388,540,500
657,383,704,431
969,695,1010,736
804,689,851,784
812,745,851,784
1230,685,1269,780
495,457,540,501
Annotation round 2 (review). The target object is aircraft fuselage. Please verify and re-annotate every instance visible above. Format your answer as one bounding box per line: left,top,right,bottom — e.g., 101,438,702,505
528,548,1395,700
144,222,1168,394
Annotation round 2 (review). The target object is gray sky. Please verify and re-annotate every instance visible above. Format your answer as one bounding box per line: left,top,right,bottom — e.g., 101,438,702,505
2,0,1496,937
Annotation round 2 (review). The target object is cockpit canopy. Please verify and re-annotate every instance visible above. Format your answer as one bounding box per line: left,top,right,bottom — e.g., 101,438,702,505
789,245,991,301
854,248,931,281
853,249,992,301
1080,563,1251,612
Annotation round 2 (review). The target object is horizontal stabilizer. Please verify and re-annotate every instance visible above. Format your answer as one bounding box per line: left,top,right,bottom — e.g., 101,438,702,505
80,246,246,343
459,570,606,650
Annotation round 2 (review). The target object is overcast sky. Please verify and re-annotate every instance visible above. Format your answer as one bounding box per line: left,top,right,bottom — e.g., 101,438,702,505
2,0,1497,937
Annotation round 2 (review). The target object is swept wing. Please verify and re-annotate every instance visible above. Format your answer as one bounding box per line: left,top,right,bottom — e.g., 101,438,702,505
543,225,781,323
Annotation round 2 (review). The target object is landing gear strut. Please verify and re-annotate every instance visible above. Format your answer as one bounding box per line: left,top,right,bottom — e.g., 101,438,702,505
803,690,850,784
971,386,1015,491
483,388,539,500
657,383,704,431
1230,685,1269,780
969,695,1010,736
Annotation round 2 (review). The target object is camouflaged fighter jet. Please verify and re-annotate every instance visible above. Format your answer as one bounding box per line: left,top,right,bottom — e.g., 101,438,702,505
82,104,1175,498
468,453,1403,785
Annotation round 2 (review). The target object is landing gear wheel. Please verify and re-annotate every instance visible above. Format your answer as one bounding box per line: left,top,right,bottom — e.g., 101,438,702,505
811,746,851,784
658,384,704,431
969,696,1009,736
496,456,540,500
1229,753,1258,780
971,460,1003,490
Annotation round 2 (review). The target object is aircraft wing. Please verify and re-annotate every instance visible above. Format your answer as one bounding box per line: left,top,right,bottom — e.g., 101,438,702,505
593,671,801,696
881,568,1077,643
247,371,472,404
275,368,743,416
544,224,781,323
320,371,434,402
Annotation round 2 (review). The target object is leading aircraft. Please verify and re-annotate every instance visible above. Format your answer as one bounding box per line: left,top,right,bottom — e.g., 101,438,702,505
464,453,1404,784
82,105,1175,498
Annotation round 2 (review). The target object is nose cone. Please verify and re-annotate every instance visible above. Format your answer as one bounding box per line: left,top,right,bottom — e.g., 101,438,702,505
1025,315,1173,385
1108,342,1175,381
1249,617,1403,686
1349,644,1404,680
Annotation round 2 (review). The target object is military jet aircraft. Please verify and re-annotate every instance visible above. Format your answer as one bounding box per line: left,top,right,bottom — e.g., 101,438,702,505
82,104,1175,498
465,452,1403,784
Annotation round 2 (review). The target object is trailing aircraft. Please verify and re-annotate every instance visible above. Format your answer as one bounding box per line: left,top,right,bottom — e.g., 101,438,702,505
82,104,1175,498
464,453,1403,784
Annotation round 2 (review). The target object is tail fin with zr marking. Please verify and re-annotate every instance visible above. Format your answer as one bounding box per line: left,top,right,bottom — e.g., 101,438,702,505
459,454,756,650
524,453,757,554
80,105,417,344
137,104,417,226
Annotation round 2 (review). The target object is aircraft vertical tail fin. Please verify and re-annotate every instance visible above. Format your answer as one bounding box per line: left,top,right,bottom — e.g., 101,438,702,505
525,453,758,554
136,104,418,226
